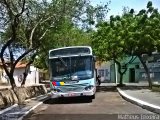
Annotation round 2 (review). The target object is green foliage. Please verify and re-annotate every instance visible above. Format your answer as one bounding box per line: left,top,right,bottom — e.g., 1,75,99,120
0,0,110,87
92,1,160,86
0,0,110,67
147,1,152,8
93,1,160,60
32,0,110,69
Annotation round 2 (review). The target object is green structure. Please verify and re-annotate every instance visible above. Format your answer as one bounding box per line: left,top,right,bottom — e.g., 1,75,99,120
110,57,140,83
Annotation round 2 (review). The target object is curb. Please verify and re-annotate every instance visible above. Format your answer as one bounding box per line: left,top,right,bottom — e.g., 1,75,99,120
0,94,48,115
0,104,18,114
117,87,160,114
18,95,49,120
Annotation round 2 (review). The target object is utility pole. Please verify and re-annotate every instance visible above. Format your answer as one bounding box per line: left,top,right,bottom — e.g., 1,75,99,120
115,62,118,84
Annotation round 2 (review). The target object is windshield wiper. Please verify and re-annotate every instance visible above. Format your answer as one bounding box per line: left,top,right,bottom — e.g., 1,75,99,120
58,56,67,67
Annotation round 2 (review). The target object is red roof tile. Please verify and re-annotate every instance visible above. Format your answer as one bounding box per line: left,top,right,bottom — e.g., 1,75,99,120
15,62,27,68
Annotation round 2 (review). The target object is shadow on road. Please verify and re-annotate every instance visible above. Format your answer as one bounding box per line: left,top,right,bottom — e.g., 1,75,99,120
96,86,117,92
24,114,117,120
119,86,149,90
43,96,92,104
43,86,118,104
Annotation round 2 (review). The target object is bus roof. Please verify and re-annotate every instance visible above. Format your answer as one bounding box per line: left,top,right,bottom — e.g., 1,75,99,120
49,46,92,58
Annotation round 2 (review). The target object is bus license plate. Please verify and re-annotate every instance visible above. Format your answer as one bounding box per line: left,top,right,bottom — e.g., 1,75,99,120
69,92,75,96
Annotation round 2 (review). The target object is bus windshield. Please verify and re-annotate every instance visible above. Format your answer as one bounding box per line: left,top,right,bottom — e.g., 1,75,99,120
49,56,93,81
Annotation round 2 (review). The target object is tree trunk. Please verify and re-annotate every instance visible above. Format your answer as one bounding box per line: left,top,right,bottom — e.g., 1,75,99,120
21,53,37,86
114,60,127,87
138,55,152,88
119,73,123,85
8,75,16,89
0,39,16,89
21,64,30,86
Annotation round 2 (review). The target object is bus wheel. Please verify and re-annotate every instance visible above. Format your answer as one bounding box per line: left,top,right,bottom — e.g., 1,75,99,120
91,94,95,99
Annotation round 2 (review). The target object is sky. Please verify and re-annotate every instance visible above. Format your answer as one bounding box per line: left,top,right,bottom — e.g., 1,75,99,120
91,0,160,18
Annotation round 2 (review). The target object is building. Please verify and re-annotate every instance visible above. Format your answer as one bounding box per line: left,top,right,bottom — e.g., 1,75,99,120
95,61,111,83
139,54,160,82
110,54,160,83
0,62,40,86
14,62,39,86
0,59,10,84
110,57,140,83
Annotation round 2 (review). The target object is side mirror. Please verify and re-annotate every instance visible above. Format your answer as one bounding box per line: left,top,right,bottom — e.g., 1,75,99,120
71,76,78,81
93,56,96,62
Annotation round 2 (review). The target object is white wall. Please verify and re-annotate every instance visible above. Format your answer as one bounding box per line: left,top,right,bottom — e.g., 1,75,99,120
96,62,111,82
14,66,39,87
1,70,8,83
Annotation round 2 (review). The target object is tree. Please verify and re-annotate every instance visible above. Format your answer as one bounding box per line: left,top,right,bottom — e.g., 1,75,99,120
92,15,136,86
33,0,110,69
0,0,110,88
92,1,160,88
120,1,160,88
0,0,69,88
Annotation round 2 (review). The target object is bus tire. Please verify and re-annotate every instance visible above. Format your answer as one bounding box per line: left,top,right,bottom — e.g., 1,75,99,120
91,94,95,99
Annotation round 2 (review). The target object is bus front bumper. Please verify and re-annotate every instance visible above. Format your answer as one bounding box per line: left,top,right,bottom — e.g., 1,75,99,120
48,88,96,98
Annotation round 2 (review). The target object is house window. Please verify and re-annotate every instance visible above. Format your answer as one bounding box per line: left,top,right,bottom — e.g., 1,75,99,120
150,73,154,78
142,73,147,79
105,69,109,77
98,69,104,77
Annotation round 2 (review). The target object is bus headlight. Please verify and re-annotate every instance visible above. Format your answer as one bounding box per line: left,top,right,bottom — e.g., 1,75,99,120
84,85,94,91
53,88,62,92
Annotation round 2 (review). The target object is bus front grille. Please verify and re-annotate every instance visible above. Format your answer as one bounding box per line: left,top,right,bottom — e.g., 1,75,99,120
58,84,88,92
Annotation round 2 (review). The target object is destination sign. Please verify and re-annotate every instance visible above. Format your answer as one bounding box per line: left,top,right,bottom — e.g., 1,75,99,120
50,47,91,57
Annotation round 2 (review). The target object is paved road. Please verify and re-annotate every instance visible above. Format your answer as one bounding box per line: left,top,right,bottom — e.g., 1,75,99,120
23,87,154,120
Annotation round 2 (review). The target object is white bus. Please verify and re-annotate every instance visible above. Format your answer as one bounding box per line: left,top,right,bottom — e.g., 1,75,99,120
48,46,96,99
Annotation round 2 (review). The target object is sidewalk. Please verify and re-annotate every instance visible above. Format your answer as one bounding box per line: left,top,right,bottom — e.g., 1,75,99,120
117,87,160,114
0,94,48,120
100,82,149,88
